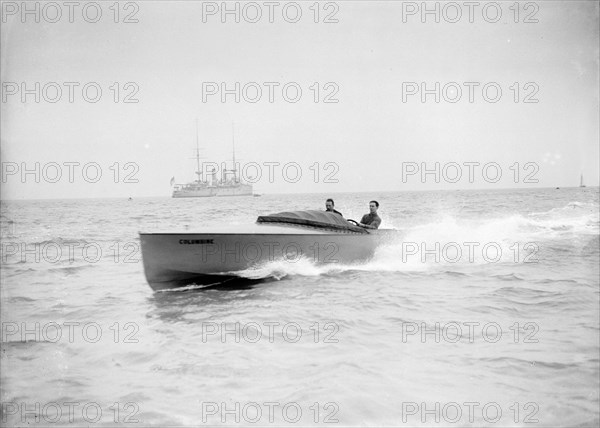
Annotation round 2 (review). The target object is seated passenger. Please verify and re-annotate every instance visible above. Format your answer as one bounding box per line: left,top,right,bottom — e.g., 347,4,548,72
359,200,381,229
325,198,343,216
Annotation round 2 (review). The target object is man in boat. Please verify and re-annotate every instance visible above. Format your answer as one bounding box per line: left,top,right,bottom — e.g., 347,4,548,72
325,198,343,216
359,201,381,229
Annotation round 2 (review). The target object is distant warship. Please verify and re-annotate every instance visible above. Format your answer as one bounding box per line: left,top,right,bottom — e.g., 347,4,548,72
171,121,252,198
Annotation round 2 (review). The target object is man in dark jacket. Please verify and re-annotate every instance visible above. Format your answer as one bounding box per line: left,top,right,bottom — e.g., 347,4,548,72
325,198,343,216
359,200,381,229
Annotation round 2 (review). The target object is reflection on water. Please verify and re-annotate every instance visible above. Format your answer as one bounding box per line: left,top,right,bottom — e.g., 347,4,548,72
146,277,283,323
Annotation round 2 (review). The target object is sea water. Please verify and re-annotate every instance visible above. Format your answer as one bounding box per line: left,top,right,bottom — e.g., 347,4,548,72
1,187,598,426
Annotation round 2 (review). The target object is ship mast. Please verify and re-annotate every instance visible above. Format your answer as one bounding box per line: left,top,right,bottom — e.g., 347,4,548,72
231,122,237,183
195,118,202,182
223,122,239,183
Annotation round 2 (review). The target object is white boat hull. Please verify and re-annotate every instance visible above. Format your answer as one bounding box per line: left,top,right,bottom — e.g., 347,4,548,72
139,225,394,290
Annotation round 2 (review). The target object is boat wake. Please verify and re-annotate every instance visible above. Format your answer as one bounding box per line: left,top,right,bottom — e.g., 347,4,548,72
154,282,225,293
234,201,599,280
155,277,266,293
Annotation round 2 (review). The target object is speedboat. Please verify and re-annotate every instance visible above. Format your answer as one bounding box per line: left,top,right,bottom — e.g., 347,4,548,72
139,210,396,290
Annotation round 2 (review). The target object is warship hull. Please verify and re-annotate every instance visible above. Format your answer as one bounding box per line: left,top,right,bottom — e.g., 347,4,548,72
172,183,253,198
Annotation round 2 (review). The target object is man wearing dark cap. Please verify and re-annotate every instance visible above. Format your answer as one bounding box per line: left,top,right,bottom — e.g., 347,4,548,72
325,198,343,216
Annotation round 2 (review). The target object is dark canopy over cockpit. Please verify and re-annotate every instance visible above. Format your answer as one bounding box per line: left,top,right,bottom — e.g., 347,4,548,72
256,210,368,234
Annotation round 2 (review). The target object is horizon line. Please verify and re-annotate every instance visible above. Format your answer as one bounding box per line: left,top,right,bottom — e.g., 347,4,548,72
1,185,597,202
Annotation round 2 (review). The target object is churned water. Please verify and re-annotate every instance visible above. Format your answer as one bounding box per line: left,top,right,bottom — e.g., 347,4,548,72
1,187,598,427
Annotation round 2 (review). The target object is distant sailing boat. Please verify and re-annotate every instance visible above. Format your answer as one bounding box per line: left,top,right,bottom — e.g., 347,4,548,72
579,174,586,188
171,121,253,198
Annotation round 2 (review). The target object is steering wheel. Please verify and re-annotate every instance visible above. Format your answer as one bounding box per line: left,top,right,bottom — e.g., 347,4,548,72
346,219,360,226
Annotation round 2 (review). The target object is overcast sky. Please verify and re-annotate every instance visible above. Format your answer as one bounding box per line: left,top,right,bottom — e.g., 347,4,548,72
1,0,598,199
